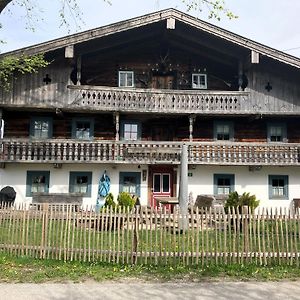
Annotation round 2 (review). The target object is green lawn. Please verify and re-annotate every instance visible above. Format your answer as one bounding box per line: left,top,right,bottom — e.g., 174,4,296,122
0,253,300,283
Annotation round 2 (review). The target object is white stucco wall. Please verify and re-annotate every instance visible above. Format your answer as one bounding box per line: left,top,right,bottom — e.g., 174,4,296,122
0,163,149,207
187,165,299,209
1,163,299,209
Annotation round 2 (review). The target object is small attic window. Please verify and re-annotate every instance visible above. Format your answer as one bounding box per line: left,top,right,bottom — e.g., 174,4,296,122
192,73,207,89
118,71,134,87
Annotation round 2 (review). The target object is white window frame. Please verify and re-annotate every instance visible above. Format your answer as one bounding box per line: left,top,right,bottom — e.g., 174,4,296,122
192,73,207,89
118,71,134,87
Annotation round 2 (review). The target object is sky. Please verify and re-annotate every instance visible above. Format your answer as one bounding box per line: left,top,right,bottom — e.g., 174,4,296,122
0,0,300,58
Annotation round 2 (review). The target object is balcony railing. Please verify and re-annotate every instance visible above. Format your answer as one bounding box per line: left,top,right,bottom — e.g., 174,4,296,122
1,139,299,166
68,85,249,114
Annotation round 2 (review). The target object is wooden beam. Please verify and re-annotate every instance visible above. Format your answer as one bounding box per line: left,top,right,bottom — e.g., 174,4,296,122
65,45,74,58
167,18,176,29
251,50,260,64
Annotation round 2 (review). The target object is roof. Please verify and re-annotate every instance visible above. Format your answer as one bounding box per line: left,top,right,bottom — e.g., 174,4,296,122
2,8,300,69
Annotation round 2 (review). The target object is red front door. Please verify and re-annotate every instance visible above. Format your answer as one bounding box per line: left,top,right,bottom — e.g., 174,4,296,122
149,166,175,208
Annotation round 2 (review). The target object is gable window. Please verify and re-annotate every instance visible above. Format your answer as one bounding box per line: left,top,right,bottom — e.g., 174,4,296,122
72,118,94,140
192,73,207,89
69,172,92,197
267,123,287,142
30,117,52,139
118,71,134,87
119,172,141,196
214,121,234,141
26,171,50,197
121,121,141,141
214,174,235,195
269,175,288,199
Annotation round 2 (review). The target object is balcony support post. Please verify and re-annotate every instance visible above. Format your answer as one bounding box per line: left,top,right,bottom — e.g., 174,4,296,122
238,61,243,91
189,115,195,142
115,112,120,141
76,56,81,85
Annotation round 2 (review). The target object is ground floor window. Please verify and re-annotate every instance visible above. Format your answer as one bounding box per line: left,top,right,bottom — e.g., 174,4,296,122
269,175,288,199
213,174,235,195
119,172,141,196
26,171,50,197
69,172,92,197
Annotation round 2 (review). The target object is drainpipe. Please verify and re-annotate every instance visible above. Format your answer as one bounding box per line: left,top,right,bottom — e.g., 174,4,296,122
179,143,189,231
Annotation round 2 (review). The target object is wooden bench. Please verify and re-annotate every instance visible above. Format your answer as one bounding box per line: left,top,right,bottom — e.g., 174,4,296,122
32,193,83,211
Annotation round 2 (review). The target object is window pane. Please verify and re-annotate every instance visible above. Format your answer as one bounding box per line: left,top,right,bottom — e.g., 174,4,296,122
216,176,231,195
162,174,170,193
153,174,161,193
33,120,49,138
123,123,139,140
31,175,46,194
76,121,91,139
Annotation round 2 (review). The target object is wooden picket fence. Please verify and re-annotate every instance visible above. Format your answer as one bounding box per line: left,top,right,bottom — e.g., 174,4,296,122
0,203,299,266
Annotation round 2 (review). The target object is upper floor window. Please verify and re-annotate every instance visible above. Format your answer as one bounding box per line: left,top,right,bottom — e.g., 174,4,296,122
121,121,141,141
118,71,134,87
269,175,288,199
26,171,50,197
72,118,94,140
214,121,234,141
267,123,287,142
214,174,235,195
30,117,52,139
192,73,207,89
69,172,92,197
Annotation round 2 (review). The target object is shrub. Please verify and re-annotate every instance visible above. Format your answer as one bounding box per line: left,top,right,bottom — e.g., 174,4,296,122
117,192,136,209
225,191,260,213
104,192,116,208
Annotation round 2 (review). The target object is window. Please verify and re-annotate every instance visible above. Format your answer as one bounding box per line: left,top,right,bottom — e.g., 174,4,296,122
69,172,92,197
121,121,141,141
267,123,287,142
119,172,141,196
192,73,207,89
26,171,50,197
214,174,235,195
214,121,234,141
269,175,288,199
118,71,134,87
153,173,170,193
72,118,94,140
30,117,52,139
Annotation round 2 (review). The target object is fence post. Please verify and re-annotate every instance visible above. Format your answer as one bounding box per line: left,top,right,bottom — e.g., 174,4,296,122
40,203,49,259
242,206,249,263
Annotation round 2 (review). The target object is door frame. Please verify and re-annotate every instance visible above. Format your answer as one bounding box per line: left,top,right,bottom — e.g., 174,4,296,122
148,165,177,207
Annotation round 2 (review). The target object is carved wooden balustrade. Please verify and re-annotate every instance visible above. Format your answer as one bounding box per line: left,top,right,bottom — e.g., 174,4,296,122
1,139,299,166
68,85,249,114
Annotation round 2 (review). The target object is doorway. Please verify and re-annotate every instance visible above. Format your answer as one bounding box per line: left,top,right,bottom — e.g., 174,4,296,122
148,165,176,207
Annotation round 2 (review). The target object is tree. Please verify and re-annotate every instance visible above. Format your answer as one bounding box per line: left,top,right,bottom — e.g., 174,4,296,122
0,0,235,89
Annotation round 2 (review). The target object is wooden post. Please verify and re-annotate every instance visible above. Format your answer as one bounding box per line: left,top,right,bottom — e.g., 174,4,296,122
115,112,120,142
238,61,243,91
189,115,195,142
179,144,189,231
76,56,81,85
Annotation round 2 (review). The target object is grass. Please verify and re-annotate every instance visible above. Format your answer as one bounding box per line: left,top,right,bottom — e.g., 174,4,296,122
0,253,300,283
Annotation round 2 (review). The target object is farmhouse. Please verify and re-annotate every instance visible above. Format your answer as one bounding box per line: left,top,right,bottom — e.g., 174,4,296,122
1,9,300,208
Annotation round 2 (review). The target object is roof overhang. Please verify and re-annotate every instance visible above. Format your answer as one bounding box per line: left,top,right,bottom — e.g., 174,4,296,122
2,8,300,69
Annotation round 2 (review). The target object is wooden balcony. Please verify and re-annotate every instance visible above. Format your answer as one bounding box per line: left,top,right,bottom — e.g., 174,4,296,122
68,85,249,114
1,139,299,166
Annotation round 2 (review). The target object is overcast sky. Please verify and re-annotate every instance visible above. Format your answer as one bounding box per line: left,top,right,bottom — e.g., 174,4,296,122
1,0,300,57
